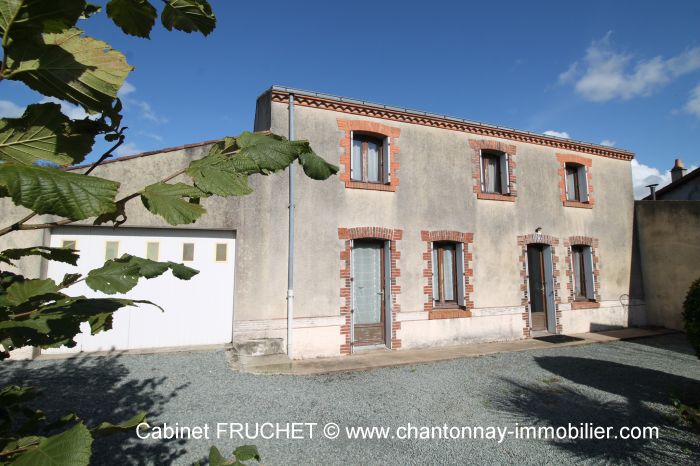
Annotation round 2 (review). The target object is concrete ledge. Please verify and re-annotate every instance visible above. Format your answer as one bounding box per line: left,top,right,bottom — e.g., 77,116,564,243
238,327,678,376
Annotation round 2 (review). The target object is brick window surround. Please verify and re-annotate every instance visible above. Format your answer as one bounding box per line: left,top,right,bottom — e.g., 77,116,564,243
563,236,601,309
421,231,474,320
338,227,402,354
556,153,594,209
517,234,563,337
469,139,517,202
337,119,400,192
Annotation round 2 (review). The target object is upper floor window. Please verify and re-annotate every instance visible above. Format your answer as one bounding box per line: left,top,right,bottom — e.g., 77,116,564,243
571,245,595,301
480,150,510,195
351,133,388,184
432,242,466,308
565,163,589,202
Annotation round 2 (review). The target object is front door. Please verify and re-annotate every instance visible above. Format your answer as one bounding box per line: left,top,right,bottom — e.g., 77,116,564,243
527,244,556,333
352,240,385,346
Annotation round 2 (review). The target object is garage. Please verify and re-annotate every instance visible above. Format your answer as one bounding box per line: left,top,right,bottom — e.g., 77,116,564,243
44,226,236,353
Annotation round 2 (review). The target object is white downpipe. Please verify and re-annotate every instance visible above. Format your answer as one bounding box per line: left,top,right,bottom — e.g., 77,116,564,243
287,94,295,358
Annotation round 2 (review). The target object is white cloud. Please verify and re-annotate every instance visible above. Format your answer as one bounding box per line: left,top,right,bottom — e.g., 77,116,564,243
543,130,570,138
600,139,616,147
116,81,168,124
114,142,143,157
0,100,25,118
118,81,136,98
561,33,700,102
684,82,700,117
138,131,163,142
631,159,698,199
40,97,91,120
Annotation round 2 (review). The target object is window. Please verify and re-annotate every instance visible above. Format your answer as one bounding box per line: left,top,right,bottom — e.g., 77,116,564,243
182,243,194,261
480,150,509,194
432,242,465,308
146,242,159,261
62,240,76,250
571,245,595,301
351,133,388,184
565,163,589,202
105,241,119,260
215,243,227,262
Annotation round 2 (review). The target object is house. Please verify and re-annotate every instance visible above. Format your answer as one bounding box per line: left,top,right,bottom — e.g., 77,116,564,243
636,159,700,331
643,159,700,200
0,86,647,359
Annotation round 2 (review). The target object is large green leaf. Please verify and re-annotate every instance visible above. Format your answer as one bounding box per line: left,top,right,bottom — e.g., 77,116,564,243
229,132,299,175
85,254,198,294
186,144,253,196
234,445,261,462
161,0,215,36
1,278,59,306
0,163,119,220
4,28,133,115
106,0,157,38
0,103,99,166
0,0,85,44
0,246,80,266
141,182,206,225
11,422,93,466
297,143,339,180
92,412,146,438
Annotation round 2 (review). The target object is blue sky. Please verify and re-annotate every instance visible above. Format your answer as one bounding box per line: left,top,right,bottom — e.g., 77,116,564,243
2,0,699,198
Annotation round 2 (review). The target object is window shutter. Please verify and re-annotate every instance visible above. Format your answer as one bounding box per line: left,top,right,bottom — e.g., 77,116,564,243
583,246,595,300
432,247,439,301
578,166,589,202
564,164,570,199
479,151,485,192
456,242,466,307
500,153,510,194
384,137,391,183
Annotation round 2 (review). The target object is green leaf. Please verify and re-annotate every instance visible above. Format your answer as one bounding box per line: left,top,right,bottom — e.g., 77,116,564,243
234,444,261,462
81,3,102,19
0,247,79,266
0,103,100,166
11,422,93,466
0,163,119,220
141,182,206,225
161,0,215,36
297,145,339,180
85,254,198,294
208,446,232,466
1,279,59,306
106,0,157,38
0,0,85,44
5,28,133,116
229,132,298,175
186,144,253,196
92,411,146,438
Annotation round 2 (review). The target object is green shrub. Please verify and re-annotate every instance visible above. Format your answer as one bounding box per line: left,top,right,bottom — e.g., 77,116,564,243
682,277,700,359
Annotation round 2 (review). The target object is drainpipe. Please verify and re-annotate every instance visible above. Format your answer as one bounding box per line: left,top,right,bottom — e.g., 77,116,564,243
286,94,295,359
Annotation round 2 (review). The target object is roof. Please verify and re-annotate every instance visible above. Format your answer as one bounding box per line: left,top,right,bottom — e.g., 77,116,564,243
643,166,700,200
265,85,635,161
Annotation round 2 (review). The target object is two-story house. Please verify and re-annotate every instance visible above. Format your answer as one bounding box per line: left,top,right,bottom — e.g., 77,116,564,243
1,86,646,359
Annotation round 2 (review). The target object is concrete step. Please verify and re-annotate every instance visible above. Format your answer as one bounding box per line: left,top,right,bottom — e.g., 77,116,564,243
229,353,292,373
231,338,284,357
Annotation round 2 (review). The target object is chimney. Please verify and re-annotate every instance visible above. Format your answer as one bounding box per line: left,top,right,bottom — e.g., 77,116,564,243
670,159,687,183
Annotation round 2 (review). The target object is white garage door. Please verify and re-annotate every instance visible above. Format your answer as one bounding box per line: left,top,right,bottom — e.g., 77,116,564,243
45,227,235,353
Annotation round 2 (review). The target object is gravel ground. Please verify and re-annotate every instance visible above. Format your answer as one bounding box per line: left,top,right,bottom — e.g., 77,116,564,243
1,333,699,465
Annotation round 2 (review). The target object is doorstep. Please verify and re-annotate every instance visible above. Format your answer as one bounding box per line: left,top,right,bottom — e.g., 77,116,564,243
237,327,678,376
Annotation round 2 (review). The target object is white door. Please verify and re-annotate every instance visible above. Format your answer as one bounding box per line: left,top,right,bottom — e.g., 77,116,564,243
44,227,235,353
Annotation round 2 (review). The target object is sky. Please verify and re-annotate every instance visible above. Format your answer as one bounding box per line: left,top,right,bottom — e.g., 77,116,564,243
1,0,699,199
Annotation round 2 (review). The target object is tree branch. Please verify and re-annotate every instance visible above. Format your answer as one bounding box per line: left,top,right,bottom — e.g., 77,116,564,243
84,131,126,176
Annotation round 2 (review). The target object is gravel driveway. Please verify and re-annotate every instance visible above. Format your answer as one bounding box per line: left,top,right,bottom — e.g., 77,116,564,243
2,334,698,465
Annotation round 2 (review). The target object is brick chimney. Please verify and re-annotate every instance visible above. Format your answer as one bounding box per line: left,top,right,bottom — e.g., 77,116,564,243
670,159,687,183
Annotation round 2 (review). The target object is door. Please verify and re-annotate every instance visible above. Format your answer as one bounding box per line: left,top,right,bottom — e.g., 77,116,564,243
44,227,236,353
527,244,556,333
351,240,385,346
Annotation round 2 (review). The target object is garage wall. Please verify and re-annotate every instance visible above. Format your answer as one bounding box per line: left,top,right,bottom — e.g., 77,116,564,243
44,227,235,352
